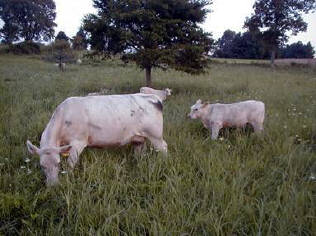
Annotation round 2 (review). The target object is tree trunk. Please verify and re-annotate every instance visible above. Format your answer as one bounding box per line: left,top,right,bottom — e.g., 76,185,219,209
270,48,276,67
145,67,152,87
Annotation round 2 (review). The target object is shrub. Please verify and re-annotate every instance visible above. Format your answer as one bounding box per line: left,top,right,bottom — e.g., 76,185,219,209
7,41,41,55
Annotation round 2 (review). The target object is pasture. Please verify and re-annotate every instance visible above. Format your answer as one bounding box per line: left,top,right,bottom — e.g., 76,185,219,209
0,55,315,235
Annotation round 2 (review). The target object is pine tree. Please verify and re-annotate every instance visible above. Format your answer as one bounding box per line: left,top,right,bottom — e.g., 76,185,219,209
83,0,212,86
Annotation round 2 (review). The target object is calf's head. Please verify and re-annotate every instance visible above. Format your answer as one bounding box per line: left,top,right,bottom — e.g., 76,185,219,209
164,88,172,96
188,99,208,119
26,140,71,186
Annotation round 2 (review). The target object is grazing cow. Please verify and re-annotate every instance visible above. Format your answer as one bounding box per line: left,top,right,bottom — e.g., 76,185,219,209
26,94,167,186
188,99,265,140
140,87,172,101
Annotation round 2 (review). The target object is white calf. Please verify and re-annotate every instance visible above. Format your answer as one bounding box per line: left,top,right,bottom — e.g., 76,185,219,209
188,99,265,140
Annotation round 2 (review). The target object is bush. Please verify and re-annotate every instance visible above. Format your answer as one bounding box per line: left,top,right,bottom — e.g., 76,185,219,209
7,41,41,55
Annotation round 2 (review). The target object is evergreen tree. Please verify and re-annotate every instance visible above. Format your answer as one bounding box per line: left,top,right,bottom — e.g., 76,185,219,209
83,0,212,86
72,27,88,50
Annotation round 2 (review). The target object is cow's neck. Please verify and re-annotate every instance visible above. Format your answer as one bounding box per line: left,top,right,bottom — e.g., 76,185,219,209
40,118,60,149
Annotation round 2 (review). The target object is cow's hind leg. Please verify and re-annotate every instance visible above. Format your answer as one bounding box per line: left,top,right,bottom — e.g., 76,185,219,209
67,141,86,169
147,137,168,155
250,121,264,133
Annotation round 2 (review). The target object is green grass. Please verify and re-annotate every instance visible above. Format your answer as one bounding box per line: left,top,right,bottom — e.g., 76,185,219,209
0,55,315,235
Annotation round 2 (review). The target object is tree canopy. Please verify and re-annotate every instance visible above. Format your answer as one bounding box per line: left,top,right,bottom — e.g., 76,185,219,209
214,30,266,59
244,0,316,65
280,41,315,59
0,0,56,43
213,29,314,59
55,31,70,42
83,0,212,86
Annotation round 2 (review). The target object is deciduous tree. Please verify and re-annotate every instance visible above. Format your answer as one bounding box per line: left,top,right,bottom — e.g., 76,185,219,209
0,0,56,43
280,41,315,58
244,0,316,65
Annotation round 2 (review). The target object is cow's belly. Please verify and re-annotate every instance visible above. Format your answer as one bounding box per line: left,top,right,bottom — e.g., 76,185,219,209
87,131,132,147
86,124,143,148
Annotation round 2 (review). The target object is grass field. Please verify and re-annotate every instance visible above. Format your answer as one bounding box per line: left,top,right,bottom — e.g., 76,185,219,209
0,55,315,235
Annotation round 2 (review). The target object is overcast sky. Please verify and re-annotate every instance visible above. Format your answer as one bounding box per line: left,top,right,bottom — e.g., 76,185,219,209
55,0,316,48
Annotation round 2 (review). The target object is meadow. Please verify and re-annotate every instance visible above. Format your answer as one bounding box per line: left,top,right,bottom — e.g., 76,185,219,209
0,54,315,235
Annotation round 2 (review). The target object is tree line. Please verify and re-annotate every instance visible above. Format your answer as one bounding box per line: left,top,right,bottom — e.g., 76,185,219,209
0,0,315,85
213,30,315,59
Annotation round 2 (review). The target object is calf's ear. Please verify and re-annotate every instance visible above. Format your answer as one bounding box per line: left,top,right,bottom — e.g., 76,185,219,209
26,140,40,155
58,145,72,154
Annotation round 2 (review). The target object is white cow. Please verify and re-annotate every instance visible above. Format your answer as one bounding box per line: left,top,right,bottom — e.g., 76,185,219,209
188,99,265,140
139,87,172,101
26,94,167,186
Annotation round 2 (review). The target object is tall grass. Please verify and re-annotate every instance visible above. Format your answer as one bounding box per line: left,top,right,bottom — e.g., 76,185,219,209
0,55,315,235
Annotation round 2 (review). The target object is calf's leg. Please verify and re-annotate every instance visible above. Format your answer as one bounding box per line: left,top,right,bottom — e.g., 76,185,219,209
210,124,221,140
251,121,264,133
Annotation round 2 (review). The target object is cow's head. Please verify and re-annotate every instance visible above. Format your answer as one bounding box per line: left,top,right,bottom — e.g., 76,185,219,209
165,88,172,96
188,99,208,119
26,140,71,186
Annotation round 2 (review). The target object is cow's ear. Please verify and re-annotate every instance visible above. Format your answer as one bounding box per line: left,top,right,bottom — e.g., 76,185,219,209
26,140,40,155
58,145,72,154
196,99,202,104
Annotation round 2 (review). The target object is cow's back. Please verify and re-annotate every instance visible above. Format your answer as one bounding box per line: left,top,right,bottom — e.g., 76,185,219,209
57,94,163,146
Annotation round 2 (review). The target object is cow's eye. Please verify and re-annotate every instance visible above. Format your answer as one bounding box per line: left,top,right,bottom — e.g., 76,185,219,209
194,108,198,111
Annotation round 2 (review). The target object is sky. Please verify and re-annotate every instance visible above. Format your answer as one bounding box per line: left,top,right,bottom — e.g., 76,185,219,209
42,0,316,49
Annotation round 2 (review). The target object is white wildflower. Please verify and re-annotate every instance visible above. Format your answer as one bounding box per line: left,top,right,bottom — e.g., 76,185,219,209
20,166,26,169
61,170,68,174
24,158,31,163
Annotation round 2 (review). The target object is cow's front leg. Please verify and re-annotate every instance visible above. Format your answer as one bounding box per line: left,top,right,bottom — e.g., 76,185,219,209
67,141,86,169
148,137,168,155
210,123,221,140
